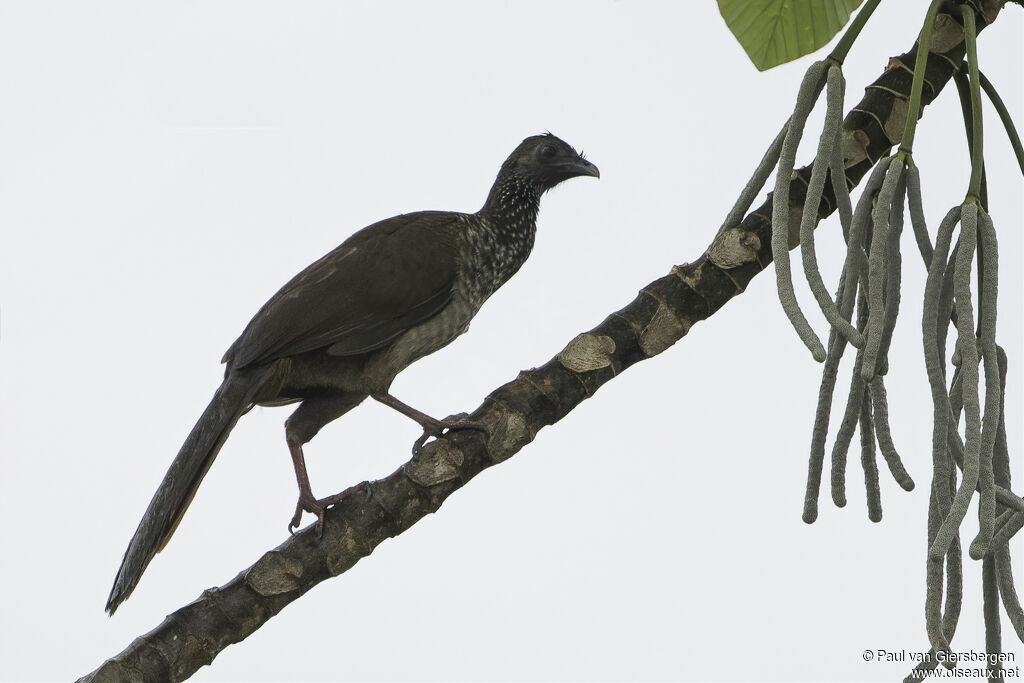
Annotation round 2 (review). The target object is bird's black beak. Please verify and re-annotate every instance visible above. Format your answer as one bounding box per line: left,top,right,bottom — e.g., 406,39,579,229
566,157,600,179
537,153,600,190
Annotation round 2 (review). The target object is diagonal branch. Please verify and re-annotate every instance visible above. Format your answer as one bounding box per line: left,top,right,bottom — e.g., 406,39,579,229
77,2,1007,680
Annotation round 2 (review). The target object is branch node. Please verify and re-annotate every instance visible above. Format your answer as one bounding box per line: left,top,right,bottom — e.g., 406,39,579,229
557,333,616,372
246,551,304,597
707,227,762,270
404,440,465,487
481,399,534,463
639,304,691,358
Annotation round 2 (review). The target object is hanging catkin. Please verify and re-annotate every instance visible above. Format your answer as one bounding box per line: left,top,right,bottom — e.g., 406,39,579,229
929,204,981,561
772,60,829,361
861,162,904,381
858,388,882,521
920,208,961,651
869,378,914,491
968,210,999,559
830,282,871,508
873,171,907,375
803,269,852,522
800,64,864,347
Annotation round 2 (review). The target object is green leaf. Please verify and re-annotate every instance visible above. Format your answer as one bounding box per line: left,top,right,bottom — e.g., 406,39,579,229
717,0,864,71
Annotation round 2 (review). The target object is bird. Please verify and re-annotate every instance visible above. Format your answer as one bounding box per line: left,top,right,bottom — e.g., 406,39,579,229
105,132,599,614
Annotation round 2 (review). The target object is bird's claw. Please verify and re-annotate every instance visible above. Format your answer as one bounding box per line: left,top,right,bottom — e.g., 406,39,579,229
288,488,355,537
412,413,490,455
288,495,325,537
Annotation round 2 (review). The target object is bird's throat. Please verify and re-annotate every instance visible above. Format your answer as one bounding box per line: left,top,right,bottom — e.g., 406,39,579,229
464,175,542,303
481,174,542,225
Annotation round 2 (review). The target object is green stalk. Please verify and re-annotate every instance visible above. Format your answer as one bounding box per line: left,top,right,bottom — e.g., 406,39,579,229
953,69,988,336
979,70,1024,178
828,0,884,65
961,5,984,203
898,0,946,156
953,70,988,209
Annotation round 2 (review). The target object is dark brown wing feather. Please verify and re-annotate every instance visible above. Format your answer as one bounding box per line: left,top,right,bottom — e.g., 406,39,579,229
224,211,461,369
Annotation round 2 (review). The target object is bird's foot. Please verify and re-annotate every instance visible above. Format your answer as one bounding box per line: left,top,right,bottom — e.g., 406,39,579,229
288,486,357,537
412,413,490,454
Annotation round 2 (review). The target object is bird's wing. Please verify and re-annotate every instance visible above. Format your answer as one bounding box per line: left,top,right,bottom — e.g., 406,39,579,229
223,211,461,369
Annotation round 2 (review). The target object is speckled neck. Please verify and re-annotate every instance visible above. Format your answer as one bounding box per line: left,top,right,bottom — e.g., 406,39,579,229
480,171,542,219
459,174,542,304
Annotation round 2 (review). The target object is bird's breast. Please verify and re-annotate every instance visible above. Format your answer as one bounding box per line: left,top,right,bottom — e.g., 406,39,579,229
458,218,537,305
364,294,479,389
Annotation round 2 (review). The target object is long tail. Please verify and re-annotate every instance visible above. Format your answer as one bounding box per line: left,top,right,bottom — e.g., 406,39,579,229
106,372,259,614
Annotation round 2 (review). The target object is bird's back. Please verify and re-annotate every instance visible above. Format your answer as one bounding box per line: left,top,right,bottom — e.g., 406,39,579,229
223,211,465,369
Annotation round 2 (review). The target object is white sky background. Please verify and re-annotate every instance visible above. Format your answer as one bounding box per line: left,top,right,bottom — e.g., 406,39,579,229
0,2,1022,681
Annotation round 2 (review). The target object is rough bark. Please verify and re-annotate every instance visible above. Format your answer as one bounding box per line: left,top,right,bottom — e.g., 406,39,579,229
78,2,1008,680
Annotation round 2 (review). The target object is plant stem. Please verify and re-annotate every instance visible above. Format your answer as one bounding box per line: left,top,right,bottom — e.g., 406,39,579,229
962,4,984,203
829,0,884,64
979,70,1024,177
953,70,988,210
898,0,946,156
953,68,988,337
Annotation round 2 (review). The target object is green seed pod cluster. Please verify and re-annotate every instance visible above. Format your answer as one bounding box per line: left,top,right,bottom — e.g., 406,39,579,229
771,59,829,362
720,2,1023,661
810,156,916,524
912,5,1024,662
770,59,916,524
916,198,1017,658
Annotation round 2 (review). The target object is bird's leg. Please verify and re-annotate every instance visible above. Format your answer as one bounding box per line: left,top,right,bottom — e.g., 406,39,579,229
371,393,490,454
286,436,326,535
286,438,363,536
283,394,367,535
370,393,447,430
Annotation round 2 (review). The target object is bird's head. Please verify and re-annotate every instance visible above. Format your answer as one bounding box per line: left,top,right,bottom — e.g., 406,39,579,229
500,133,600,192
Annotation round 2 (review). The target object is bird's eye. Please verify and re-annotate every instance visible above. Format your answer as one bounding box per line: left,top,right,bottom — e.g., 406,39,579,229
539,144,557,160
